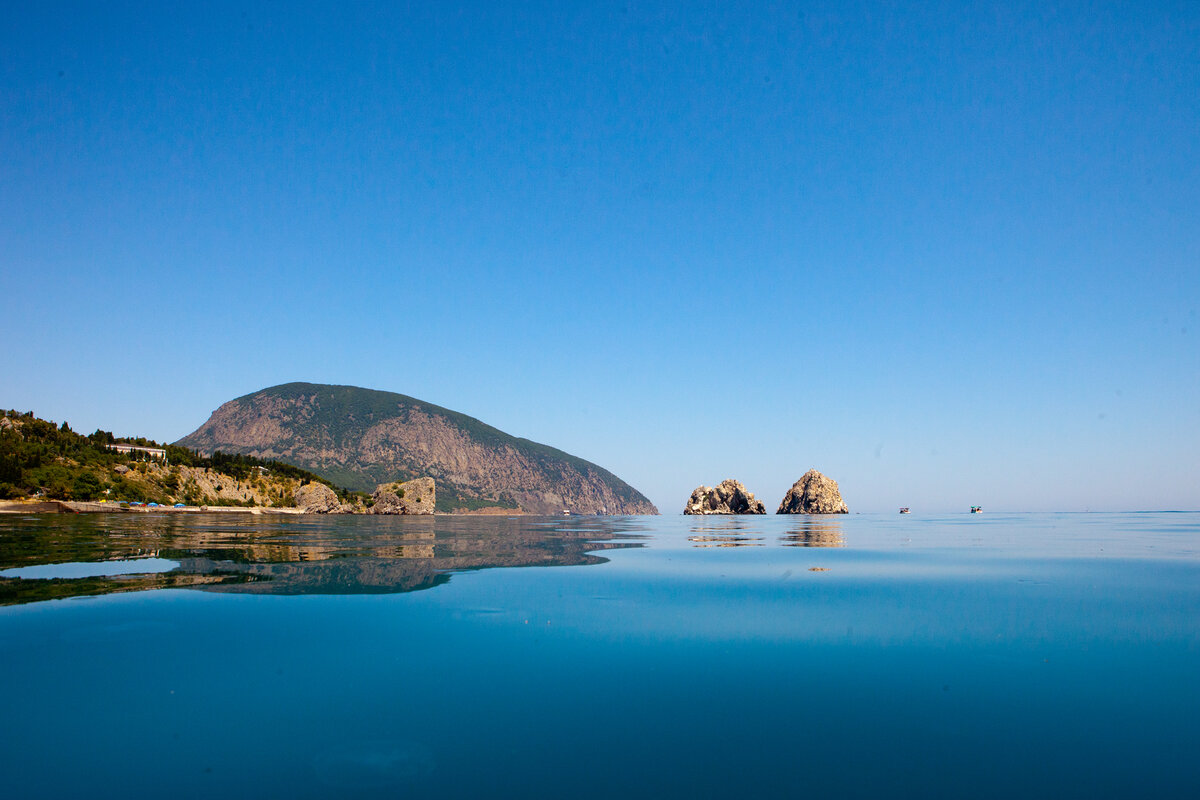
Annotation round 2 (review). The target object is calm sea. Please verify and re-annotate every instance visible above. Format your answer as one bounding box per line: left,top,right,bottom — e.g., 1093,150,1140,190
1,512,1197,798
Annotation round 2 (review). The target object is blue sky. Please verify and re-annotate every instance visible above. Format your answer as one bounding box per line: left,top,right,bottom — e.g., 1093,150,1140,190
2,1,1197,512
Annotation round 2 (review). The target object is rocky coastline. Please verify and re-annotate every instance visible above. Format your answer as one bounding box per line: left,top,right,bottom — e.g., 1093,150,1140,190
0,476,441,516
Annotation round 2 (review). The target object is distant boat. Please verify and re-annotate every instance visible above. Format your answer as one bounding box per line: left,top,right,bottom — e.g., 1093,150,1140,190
970,506,982,514
899,507,910,514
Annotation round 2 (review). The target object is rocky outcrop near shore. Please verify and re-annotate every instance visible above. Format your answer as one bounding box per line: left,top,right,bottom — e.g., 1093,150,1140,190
683,479,766,515
776,469,849,514
295,482,341,514
370,477,435,515
176,383,657,515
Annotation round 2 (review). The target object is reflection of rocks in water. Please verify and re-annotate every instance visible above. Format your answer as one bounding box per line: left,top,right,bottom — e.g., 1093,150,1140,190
184,532,637,596
687,516,764,547
781,519,845,547
179,556,452,595
687,535,764,548
0,514,648,605
0,570,256,606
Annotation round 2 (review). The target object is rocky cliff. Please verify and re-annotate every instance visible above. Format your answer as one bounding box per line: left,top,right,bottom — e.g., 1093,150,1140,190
371,477,435,515
294,482,341,514
176,383,657,515
683,479,766,515
776,469,849,514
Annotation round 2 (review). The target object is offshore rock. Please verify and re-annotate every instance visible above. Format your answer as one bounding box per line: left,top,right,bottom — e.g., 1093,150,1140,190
776,469,849,514
683,479,766,515
371,477,435,515
295,482,340,514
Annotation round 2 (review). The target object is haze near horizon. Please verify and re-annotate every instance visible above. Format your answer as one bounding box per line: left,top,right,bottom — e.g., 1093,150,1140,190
2,1,1197,513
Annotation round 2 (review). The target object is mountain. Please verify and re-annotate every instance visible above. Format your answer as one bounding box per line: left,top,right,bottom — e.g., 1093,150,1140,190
175,383,658,515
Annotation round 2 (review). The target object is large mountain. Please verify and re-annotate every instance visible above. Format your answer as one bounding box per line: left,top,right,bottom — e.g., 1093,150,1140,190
176,383,658,515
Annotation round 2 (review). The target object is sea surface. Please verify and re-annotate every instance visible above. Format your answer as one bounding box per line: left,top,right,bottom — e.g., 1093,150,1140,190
1,511,1197,798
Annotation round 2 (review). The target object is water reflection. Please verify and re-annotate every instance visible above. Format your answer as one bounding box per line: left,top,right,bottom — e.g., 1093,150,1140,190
0,514,648,606
687,517,766,547
687,535,765,548
781,518,845,547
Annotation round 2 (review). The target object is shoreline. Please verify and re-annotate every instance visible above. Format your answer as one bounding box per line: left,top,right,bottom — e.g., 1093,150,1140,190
0,500,529,516
0,500,309,516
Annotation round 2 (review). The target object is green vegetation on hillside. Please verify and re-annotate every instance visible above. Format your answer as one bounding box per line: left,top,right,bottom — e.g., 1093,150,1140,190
1,411,134,500
434,486,519,514
0,409,352,505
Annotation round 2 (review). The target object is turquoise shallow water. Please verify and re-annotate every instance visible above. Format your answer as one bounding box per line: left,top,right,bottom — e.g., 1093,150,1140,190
1,512,1197,798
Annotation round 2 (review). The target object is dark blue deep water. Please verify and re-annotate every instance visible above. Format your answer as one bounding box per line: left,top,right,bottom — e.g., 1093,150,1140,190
1,512,1197,798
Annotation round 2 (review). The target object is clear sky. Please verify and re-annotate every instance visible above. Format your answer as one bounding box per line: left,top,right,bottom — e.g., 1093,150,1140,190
3,1,1197,513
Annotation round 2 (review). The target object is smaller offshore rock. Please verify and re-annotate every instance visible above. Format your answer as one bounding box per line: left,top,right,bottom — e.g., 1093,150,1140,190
776,469,849,514
683,479,766,515
371,477,436,515
295,482,341,514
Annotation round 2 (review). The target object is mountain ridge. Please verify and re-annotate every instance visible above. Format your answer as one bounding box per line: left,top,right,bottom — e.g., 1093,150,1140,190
176,382,658,515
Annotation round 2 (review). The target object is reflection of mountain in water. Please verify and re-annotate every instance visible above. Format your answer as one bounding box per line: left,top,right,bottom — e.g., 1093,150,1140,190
0,515,647,605
781,519,845,548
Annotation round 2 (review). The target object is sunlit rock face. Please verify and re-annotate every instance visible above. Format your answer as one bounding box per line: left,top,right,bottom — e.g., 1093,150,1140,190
371,477,435,515
295,482,340,513
683,479,766,515
776,469,849,514
176,382,658,515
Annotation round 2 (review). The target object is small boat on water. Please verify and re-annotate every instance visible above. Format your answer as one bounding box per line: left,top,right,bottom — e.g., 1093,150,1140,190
899,508,910,514
970,506,982,514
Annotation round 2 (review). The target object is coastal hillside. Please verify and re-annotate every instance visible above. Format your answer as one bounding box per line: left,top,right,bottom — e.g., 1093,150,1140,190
176,383,658,515
0,410,349,507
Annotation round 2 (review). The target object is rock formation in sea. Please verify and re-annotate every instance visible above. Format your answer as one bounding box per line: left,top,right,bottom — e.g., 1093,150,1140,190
175,382,657,515
295,482,341,514
370,477,435,515
776,469,849,514
683,479,767,515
